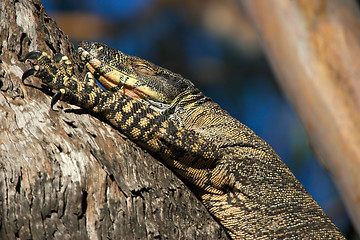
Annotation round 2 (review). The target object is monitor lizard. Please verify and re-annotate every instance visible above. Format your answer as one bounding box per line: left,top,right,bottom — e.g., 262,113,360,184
22,41,345,239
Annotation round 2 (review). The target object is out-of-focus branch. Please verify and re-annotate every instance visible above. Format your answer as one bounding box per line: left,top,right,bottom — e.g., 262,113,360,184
50,0,261,57
242,0,360,234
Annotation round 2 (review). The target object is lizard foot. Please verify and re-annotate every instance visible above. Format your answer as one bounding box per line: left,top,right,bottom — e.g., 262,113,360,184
23,51,78,108
23,51,74,87
23,50,105,109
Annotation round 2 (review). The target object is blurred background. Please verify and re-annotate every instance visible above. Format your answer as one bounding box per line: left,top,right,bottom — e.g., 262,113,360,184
40,0,358,237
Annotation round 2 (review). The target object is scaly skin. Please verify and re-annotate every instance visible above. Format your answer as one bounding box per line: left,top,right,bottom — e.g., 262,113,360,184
23,42,345,239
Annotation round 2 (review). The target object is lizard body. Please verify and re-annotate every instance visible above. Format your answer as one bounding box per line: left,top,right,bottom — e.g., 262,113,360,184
23,42,345,239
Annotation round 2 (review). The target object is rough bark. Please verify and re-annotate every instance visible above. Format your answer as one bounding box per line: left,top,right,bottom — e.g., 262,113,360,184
0,0,229,239
242,0,360,234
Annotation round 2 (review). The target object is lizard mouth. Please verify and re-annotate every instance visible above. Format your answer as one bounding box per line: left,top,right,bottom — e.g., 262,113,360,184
78,46,146,99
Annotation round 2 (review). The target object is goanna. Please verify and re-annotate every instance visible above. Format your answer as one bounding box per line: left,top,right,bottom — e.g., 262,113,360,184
23,41,345,239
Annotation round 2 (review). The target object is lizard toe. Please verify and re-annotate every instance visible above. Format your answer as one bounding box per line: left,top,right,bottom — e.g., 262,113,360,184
51,90,63,109
54,53,74,76
22,67,37,82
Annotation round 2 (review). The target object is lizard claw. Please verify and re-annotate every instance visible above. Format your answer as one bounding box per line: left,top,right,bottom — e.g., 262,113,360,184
24,50,43,60
51,90,63,109
23,51,44,83
22,67,38,82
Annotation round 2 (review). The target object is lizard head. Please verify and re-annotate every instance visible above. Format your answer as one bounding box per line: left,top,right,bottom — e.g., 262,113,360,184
78,41,205,112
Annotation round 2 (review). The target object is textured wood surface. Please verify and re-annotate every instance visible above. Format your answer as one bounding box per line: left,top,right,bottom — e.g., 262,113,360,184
0,0,229,238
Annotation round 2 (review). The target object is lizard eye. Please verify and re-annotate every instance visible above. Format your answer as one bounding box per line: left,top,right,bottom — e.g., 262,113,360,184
134,63,156,76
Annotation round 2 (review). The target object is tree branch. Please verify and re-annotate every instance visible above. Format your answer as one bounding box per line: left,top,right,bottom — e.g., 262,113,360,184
0,0,228,238
243,0,360,234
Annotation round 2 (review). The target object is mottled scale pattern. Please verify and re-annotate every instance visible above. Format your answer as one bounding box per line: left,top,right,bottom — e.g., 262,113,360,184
23,42,345,239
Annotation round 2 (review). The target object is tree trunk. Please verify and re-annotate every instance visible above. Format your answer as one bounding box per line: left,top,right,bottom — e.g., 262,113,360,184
0,0,229,239
242,0,360,234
